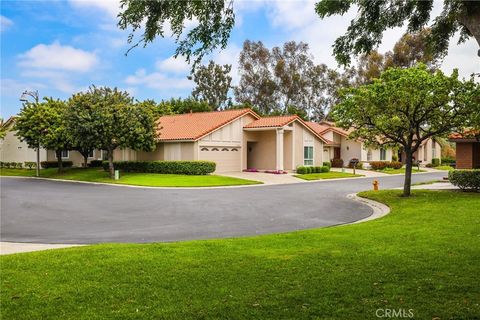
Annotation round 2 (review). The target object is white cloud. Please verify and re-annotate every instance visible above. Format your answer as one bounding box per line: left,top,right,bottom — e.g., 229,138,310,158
18,41,98,72
125,68,193,90
0,79,46,98
0,15,13,32
155,56,191,74
69,0,120,18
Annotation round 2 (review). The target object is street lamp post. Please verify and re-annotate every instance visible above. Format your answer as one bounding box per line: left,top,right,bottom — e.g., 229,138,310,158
19,90,40,177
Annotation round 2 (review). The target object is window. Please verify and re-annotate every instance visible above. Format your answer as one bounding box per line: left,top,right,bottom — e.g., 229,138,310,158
212,148,219,151
367,149,372,161
423,145,427,161
304,146,313,166
56,150,69,159
101,150,108,160
201,147,209,151
432,142,436,158
380,148,386,161
221,148,229,151
88,150,94,158
231,148,238,152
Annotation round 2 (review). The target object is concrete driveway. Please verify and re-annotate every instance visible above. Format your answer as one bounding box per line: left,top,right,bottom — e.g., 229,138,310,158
0,172,447,244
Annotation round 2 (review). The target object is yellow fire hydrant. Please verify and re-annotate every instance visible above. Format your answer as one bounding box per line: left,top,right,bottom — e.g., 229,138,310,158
373,179,379,191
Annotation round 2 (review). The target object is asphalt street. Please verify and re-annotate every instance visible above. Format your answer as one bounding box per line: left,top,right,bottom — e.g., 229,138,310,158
0,172,447,244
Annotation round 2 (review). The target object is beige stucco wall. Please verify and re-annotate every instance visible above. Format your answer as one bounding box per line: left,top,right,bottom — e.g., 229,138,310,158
245,130,276,170
137,143,164,161
0,130,47,163
415,139,442,164
340,137,362,163
292,121,324,168
46,149,105,167
283,130,293,170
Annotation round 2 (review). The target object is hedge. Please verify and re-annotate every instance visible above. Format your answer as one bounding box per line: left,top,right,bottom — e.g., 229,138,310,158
369,161,390,170
24,162,37,169
331,158,344,168
40,161,73,169
1,162,24,169
431,158,441,167
102,161,216,175
389,161,403,169
441,157,455,164
88,160,103,168
323,162,331,169
448,170,480,192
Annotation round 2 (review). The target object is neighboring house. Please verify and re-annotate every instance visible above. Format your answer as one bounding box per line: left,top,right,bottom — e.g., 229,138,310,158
0,117,47,163
306,121,394,165
133,108,328,172
449,131,480,169
410,138,442,165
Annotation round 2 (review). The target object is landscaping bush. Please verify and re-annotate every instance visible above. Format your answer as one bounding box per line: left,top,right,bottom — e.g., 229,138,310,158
448,170,480,192
0,161,3,168
320,165,330,173
322,161,331,169
296,166,307,174
369,161,389,170
40,161,73,169
331,158,344,168
388,161,403,169
391,154,398,162
24,162,37,169
441,157,455,164
431,158,441,167
102,161,216,175
88,160,103,168
15,162,23,169
313,166,323,173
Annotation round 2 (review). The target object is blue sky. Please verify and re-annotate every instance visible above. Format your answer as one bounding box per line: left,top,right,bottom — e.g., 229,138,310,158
1,0,479,118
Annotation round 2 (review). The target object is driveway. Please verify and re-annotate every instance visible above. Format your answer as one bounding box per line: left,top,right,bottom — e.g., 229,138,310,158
0,172,447,244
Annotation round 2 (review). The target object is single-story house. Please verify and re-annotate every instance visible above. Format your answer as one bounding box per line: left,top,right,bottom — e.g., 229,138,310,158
449,131,480,169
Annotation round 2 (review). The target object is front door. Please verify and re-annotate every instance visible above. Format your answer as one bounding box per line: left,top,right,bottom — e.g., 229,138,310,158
334,147,341,159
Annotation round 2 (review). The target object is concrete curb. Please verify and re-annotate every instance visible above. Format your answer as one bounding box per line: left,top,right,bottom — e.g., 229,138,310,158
0,242,84,255
346,193,391,224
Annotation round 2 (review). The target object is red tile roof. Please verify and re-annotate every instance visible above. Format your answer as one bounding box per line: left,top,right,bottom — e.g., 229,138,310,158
449,129,480,140
243,115,299,128
156,108,259,141
305,121,330,135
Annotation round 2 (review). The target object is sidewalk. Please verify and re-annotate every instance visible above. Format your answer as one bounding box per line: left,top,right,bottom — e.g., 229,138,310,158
330,167,389,177
0,242,83,255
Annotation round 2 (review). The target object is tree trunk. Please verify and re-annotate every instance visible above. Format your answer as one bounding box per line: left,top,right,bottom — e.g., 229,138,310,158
403,148,413,197
108,147,115,179
83,154,88,168
56,150,64,173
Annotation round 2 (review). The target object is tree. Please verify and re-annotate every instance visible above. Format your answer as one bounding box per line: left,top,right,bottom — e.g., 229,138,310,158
0,118,7,139
188,61,232,109
158,97,213,115
234,40,278,114
15,98,71,172
316,1,480,65
356,29,442,84
67,87,156,178
332,64,478,197
118,0,235,67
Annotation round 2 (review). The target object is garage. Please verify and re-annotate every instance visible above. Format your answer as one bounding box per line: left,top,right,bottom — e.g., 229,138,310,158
198,146,241,173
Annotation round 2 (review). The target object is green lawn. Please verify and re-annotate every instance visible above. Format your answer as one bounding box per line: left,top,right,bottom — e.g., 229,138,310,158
2,190,479,319
294,171,363,180
0,168,261,187
377,167,426,174
434,165,454,171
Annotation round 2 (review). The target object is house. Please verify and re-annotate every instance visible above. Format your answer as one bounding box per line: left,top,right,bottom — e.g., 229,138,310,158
305,121,394,165
134,108,328,172
449,131,480,169
0,117,47,163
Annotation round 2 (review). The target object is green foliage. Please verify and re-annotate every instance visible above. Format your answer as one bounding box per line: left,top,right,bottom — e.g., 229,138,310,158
88,160,103,168
449,170,480,192
322,161,331,169
315,0,480,65
41,161,73,169
441,157,456,164
389,161,403,169
103,161,216,175
157,98,213,115
24,162,37,169
320,165,330,173
432,158,441,167
118,0,235,67
391,154,399,162
189,60,232,109
369,161,390,170
296,166,308,174
331,158,344,168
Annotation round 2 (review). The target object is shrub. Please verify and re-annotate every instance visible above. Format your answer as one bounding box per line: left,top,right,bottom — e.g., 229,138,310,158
391,154,398,162
24,162,37,169
88,160,103,168
449,170,480,192
431,158,441,167
0,161,3,168
388,161,403,169
40,161,73,169
331,158,344,168
313,166,323,173
323,161,331,169
320,165,330,173
15,162,23,169
441,157,455,164
369,161,389,170
102,160,216,175
296,166,307,174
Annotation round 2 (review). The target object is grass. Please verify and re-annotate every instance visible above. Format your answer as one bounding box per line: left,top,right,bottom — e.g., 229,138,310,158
294,171,363,180
376,167,426,174
434,165,454,171
0,168,261,187
1,190,479,319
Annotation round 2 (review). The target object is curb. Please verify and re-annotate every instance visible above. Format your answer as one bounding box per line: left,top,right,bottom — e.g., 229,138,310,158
346,193,391,224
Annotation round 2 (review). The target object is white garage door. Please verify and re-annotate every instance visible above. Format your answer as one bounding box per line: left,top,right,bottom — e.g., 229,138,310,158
199,146,241,173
